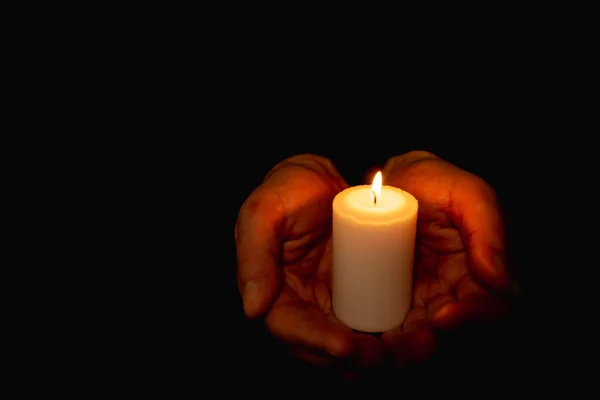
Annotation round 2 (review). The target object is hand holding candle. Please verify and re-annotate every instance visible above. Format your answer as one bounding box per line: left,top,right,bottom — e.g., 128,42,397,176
235,154,386,367
235,151,513,372
379,151,512,367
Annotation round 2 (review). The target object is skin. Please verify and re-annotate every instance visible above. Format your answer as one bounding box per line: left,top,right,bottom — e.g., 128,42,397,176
380,151,510,366
235,151,511,374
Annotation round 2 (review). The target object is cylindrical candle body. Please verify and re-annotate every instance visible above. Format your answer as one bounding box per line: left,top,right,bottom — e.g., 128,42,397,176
332,185,418,333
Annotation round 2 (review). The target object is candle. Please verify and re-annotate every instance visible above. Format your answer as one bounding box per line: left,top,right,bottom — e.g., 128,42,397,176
332,171,418,333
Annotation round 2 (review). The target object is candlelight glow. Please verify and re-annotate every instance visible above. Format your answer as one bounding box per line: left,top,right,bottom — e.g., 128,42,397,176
371,171,382,205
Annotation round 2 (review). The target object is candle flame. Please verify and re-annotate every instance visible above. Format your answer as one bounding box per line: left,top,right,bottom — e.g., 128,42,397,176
371,171,382,206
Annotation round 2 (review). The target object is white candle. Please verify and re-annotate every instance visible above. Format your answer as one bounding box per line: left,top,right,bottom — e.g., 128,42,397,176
332,171,418,333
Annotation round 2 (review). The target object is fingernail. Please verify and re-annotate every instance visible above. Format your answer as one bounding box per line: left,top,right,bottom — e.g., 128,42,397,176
243,281,258,315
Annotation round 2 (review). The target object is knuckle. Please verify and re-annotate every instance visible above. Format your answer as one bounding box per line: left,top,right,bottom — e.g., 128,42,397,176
467,175,498,202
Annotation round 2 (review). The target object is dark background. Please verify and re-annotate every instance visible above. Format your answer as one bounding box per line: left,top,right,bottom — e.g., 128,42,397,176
9,17,566,397
12,113,546,397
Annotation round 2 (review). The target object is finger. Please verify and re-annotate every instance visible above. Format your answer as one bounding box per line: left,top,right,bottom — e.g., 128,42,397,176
456,299,509,324
427,293,458,328
428,277,508,329
351,332,387,368
381,306,427,341
289,332,386,369
266,301,355,359
430,299,509,330
381,308,436,368
450,178,511,293
382,324,436,368
455,274,495,303
290,346,338,366
455,275,509,324
235,187,285,318
403,306,428,332
428,301,461,330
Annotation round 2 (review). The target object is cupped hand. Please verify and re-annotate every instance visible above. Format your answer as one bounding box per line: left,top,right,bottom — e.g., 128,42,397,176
235,154,386,368
380,151,512,367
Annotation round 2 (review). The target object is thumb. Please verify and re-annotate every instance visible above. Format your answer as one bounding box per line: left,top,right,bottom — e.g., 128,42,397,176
235,187,284,318
451,177,511,293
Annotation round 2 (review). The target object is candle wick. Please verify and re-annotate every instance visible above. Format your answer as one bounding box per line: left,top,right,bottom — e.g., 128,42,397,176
372,190,377,206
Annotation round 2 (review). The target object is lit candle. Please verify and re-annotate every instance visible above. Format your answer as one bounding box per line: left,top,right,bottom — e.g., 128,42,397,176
332,171,418,333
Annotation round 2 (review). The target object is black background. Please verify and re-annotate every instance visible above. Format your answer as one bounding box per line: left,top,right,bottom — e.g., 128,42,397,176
9,15,568,397
26,126,545,395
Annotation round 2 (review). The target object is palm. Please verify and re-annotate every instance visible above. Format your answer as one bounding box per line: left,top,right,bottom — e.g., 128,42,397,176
259,163,353,362
236,157,386,366
411,202,483,328
274,217,333,316
382,157,510,351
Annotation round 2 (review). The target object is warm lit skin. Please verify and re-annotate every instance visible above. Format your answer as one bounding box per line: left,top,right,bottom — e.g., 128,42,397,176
380,151,510,366
235,151,511,374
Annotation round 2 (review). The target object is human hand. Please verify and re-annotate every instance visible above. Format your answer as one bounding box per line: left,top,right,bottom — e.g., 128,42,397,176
235,154,386,369
380,151,512,367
